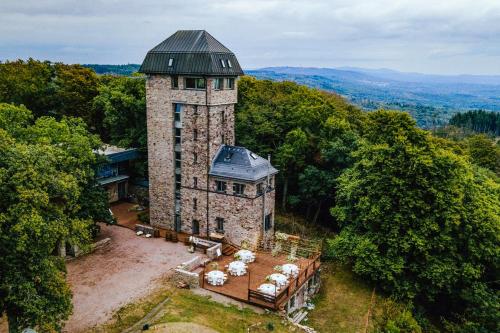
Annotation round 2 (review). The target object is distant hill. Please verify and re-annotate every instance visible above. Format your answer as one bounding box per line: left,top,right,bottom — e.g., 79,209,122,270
83,64,141,76
247,67,500,128
82,64,500,128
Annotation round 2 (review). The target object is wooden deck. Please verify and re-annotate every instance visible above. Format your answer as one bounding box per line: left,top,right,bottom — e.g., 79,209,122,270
201,251,321,310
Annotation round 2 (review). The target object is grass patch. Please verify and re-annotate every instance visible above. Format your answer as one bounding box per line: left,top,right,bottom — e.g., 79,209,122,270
307,262,377,333
153,289,295,333
92,280,297,333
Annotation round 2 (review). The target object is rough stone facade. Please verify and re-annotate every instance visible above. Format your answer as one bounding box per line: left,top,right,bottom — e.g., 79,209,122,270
147,74,276,248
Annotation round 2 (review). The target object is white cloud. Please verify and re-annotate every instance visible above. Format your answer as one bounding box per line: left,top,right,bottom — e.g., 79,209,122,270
0,0,499,74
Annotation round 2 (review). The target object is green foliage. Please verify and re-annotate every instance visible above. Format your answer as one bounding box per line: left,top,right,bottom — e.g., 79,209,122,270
373,299,422,333
0,103,110,332
0,59,100,131
92,75,146,149
137,211,150,224
465,134,500,175
82,64,141,76
236,76,365,222
327,110,500,332
449,110,500,136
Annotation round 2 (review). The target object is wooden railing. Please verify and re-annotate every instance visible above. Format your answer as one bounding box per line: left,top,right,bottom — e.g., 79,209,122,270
247,254,321,310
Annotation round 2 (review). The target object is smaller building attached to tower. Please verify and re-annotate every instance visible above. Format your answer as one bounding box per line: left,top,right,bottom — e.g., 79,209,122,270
140,30,278,248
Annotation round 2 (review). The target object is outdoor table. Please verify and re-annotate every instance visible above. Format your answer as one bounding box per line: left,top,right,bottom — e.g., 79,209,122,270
228,261,247,276
268,273,289,288
234,249,256,263
282,263,299,278
258,283,279,296
206,270,226,286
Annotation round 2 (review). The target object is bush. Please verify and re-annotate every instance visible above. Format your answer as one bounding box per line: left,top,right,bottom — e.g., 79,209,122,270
137,211,150,224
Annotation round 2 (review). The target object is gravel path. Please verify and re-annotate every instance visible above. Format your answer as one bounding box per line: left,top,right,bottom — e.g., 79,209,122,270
63,223,195,333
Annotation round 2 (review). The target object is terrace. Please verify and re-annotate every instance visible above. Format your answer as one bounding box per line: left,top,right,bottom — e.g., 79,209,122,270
198,233,322,312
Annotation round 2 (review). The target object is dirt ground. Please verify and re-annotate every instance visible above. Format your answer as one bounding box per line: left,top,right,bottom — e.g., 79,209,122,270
63,223,197,333
110,201,145,229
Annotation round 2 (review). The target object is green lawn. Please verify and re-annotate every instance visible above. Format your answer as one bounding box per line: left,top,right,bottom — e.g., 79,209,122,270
93,282,296,333
307,263,377,333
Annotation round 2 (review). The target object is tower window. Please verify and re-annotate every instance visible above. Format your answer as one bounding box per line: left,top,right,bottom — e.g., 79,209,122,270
257,182,264,195
265,213,273,231
168,58,174,67
185,77,206,89
174,103,182,122
221,134,225,144
216,180,227,193
193,105,198,115
193,198,197,210
227,59,232,68
220,59,226,68
216,217,224,232
233,183,245,196
175,174,181,190
193,177,198,188
175,128,181,144
172,76,179,89
226,78,235,89
193,152,198,163
193,129,198,141
214,78,223,90
175,151,181,168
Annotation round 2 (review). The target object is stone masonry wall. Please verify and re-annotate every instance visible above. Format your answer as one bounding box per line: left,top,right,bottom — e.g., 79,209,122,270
147,74,276,246
146,75,175,229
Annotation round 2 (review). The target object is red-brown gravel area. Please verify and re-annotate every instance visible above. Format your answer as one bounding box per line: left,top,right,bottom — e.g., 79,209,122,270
63,223,195,332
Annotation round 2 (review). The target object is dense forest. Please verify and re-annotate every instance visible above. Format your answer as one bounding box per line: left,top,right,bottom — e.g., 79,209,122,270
0,59,499,333
449,110,500,136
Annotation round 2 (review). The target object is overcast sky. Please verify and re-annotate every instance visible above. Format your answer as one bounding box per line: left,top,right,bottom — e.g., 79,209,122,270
1,0,499,75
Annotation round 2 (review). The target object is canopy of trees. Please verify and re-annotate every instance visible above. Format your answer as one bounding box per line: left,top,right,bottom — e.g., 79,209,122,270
449,110,500,136
0,59,148,176
0,103,111,332
327,111,499,332
236,76,366,225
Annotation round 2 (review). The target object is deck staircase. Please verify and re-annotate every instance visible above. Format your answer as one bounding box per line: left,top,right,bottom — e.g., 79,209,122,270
290,309,308,324
222,243,238,256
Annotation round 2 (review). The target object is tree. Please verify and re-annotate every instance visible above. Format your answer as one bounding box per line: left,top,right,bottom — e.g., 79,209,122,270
0,103,108,332
296,165,336,224
92,75,146,149
327,110,500,331
0,60,100,132
465,134,500,176
275,128,309,211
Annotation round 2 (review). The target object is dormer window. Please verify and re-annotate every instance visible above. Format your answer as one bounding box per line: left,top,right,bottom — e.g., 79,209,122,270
168,58,174,67
224,152,233,161
227,59,232,68
220,59,226,68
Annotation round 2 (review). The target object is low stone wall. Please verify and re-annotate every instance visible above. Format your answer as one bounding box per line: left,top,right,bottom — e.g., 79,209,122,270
172,268,200,288
206,243,222,260
178,256,204,271
172,256,204,288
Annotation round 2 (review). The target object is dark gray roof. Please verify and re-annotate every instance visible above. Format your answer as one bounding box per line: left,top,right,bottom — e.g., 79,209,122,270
139,30,244,76
209,145,278,182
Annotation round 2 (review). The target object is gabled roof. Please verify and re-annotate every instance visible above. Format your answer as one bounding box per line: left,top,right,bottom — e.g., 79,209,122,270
209,145,278,182
139,30,244,76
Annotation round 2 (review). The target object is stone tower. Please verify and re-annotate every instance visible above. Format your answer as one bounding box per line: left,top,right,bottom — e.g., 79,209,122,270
140,30,277,248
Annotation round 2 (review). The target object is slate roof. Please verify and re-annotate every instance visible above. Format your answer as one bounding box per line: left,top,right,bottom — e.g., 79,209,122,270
139,30,244,76
209,145,278,182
